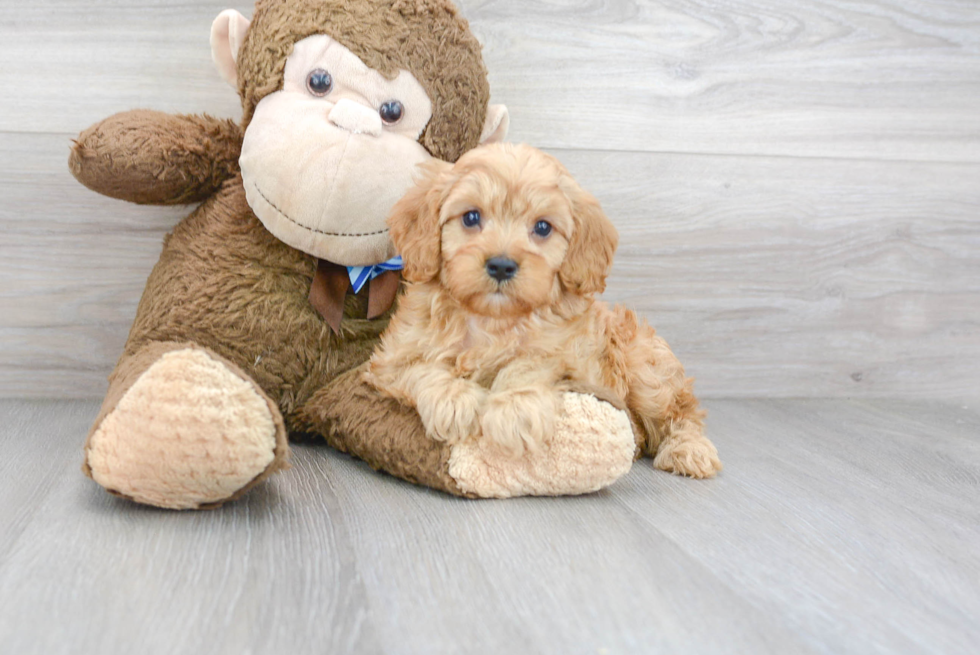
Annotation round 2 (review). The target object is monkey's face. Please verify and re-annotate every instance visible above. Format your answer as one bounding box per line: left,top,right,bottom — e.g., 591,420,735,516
239,35,434,266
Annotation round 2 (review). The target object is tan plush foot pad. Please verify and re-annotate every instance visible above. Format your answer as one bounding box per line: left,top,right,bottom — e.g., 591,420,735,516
87,349,279,509
447,392,636,498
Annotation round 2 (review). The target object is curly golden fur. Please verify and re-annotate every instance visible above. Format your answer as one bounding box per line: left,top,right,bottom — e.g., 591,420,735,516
366,144,722,478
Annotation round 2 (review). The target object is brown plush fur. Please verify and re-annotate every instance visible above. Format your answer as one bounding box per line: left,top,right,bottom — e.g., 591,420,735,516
119,174,390,425
295,365,469,496
367,144,723,477
70,111,243,205
238,0,489,162
70,0,498,506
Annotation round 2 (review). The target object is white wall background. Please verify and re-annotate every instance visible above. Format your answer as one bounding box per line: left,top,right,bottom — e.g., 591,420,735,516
0,0,977,400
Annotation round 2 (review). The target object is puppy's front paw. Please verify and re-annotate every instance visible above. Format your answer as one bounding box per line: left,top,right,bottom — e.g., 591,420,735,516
480,388,557,458
417,380,486,444
447,392,636,498
653,432,723,479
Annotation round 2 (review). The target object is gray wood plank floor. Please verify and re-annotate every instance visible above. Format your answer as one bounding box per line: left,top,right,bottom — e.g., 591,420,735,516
2,398,978,655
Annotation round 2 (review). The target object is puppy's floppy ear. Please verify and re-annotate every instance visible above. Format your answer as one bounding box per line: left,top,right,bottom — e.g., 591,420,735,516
388,159,453,283
558,174,619,295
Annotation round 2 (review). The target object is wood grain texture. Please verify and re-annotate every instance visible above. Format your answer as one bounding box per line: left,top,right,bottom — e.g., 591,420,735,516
0,400,381,655
0,2,248,136
1,398,978,654
1,0,979,399
472,0,980,162
3,133,977,399
2,0,978,161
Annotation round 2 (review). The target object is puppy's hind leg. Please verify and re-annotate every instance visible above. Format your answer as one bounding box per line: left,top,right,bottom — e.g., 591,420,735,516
623,316,722,479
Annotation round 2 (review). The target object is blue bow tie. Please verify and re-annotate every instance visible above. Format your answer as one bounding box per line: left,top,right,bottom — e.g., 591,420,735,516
347,256,404,294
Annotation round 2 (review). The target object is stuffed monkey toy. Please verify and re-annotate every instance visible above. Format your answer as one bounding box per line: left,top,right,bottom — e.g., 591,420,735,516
69,0,638,509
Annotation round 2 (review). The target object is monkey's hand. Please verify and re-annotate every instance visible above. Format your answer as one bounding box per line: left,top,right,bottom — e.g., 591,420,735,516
69,110,242,205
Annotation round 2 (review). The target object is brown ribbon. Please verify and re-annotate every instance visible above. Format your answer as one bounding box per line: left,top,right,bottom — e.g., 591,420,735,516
367,269,400,320
309,259,400,333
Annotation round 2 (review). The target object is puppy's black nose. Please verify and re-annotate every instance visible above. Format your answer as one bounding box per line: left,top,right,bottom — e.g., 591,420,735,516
486,257,518,282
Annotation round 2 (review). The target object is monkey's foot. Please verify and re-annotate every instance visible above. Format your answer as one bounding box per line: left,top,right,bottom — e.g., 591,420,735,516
86,346,289,509
447,392,635,497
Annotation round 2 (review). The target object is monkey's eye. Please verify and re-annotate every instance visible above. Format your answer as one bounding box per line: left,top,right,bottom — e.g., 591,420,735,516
533,220,553,238
462,210,482,229
379,100,404,124
306,69,333,96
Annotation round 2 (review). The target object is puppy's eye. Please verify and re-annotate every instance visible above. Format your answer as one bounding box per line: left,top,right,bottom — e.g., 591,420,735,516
533,220,553,238
379,100,404,124
306,69,333,96
462,210,482,229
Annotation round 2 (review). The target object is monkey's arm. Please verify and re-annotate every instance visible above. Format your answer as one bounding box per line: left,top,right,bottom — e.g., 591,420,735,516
69,110,242,205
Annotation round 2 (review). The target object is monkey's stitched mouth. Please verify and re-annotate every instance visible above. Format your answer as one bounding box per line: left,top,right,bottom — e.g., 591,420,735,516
251,180,390,238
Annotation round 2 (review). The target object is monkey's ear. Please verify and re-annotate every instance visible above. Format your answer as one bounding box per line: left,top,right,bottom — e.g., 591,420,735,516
210,9,251,88
479,105,510,144
558,175,619,296
389,159,454,283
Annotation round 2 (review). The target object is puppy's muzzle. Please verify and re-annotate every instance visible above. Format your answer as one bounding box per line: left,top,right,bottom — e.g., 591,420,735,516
486,256,518,282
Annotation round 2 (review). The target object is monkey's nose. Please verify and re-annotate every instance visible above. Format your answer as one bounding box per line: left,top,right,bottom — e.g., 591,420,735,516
328,99,382,137
486,257,518,282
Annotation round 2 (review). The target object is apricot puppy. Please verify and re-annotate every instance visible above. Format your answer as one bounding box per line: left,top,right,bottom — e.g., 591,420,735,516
364,143,722,478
